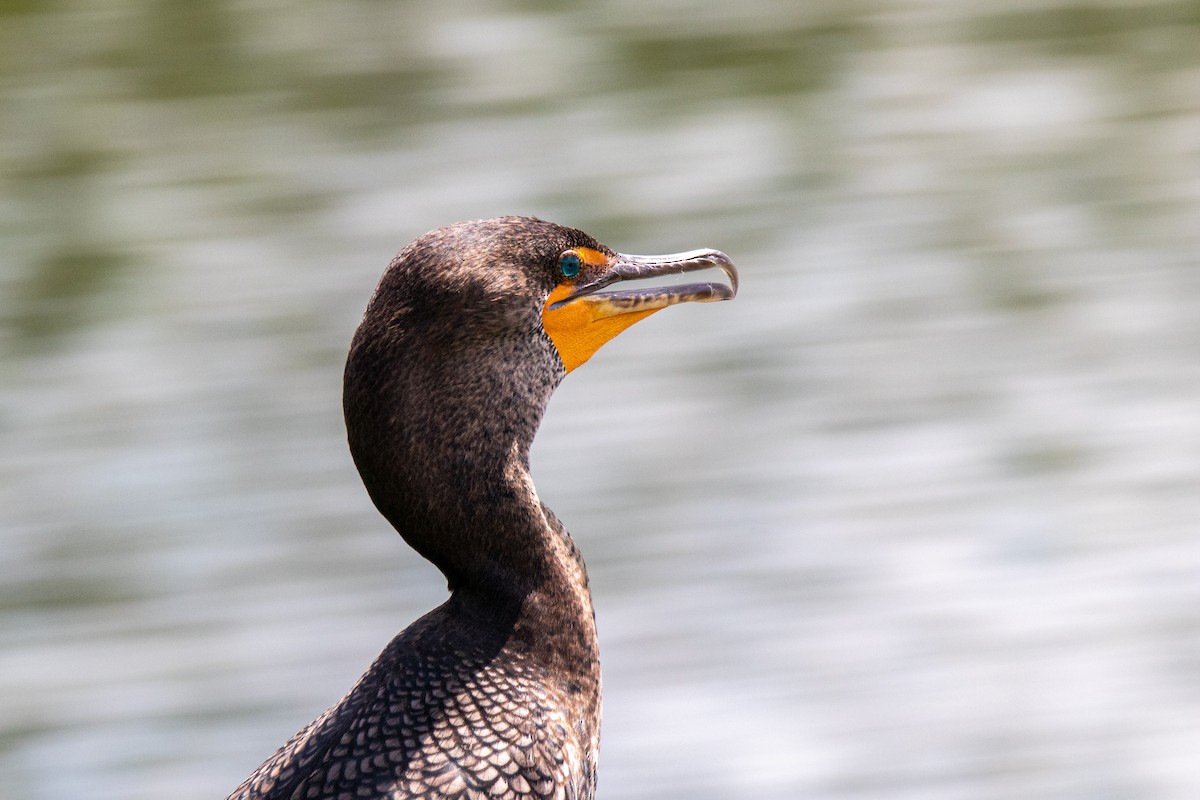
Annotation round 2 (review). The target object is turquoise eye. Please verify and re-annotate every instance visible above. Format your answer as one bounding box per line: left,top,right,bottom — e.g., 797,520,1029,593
559,251,582,279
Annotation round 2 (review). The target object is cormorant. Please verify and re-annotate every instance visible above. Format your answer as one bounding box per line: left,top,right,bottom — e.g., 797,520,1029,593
227,217,737,800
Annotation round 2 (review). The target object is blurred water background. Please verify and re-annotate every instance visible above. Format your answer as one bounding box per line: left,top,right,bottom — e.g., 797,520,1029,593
3,1,1200,798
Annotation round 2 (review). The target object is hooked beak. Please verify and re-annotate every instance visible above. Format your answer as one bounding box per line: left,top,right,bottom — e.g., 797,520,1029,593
546,249,739,318
541,247,738,374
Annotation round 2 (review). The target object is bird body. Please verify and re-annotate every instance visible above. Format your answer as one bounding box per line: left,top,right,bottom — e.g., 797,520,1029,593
227,217,736,800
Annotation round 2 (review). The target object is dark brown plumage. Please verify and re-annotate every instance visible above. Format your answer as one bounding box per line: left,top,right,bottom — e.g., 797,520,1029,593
226,217,736,800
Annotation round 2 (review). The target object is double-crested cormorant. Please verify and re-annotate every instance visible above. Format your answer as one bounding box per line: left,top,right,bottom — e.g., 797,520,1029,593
227,217,737,800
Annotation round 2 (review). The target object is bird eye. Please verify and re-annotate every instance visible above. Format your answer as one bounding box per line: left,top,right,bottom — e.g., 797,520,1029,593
558,251,582,279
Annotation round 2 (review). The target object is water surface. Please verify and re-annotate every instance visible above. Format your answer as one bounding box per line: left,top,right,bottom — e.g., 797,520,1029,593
2,2,1199,799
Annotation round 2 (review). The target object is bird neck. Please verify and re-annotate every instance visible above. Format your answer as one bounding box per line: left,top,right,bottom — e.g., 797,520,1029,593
343,321,594,639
